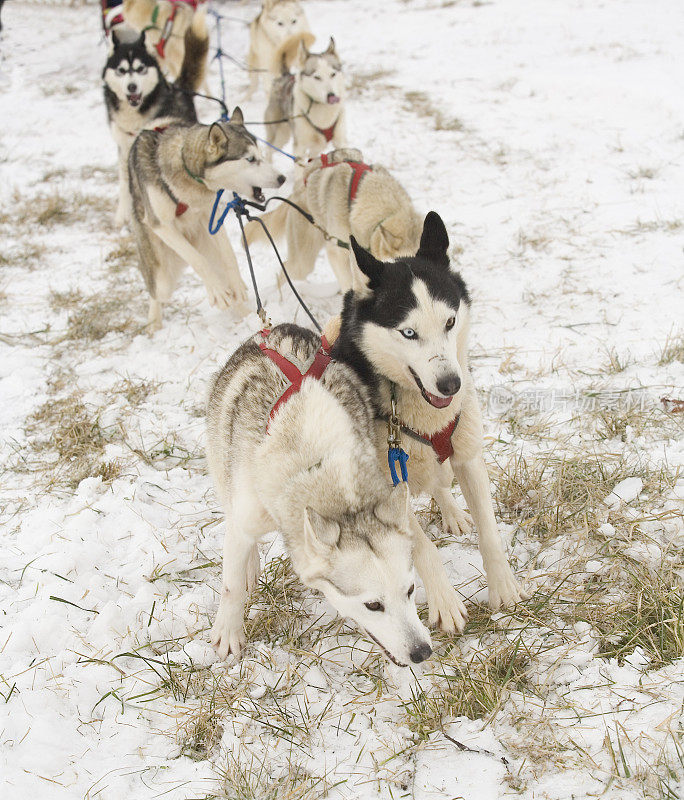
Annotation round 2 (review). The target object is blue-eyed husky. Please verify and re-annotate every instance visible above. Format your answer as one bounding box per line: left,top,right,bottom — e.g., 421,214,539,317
327,212,529,629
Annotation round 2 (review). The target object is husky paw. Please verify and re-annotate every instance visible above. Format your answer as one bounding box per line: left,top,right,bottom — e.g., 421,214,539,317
207,283,239,310
426,582,468,634
442,507,474,537
210,599,246,660
486,560,529,610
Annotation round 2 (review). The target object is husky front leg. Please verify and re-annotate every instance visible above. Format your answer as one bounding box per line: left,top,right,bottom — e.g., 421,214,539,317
195,227,249,314
408,510,467,633
154,223,239,310
210,518,260,659
452,455,528,610
433,461,473,536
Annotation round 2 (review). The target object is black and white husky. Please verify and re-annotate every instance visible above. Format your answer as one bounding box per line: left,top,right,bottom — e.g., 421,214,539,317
328,212,528,630
102,11,208,226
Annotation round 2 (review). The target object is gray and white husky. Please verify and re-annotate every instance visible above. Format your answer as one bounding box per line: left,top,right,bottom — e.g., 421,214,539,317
206,323,433,665
245,149,422,292
127,108,285,329
327,213,529,631
103,11,208,227
246,0,313,97
265,36,347,159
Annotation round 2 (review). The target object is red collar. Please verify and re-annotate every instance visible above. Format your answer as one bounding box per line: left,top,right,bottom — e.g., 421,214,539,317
259,330,332,430
305,153,372,204
389,414,460,464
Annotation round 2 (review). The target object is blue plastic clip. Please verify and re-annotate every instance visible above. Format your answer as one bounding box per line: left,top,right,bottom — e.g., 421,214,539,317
209,190,245,235
388,446,409,486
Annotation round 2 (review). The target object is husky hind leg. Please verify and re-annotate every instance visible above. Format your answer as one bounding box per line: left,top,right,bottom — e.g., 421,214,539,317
325,240,353,292
132,219,184,330
277,205,324,287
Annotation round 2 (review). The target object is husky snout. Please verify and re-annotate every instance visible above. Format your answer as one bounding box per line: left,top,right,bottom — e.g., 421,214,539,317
410,641,433,664
436,373,461,397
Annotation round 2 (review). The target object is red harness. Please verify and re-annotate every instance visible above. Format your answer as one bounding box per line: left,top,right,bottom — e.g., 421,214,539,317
305,153,372,204
259,331,332,430
153,0,204,59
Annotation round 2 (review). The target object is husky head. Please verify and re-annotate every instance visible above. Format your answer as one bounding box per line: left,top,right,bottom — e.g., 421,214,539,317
191,108,286,201
298,483,432,666
103,30,161,110
297,38,345,107
350,212,471,408
259,0,309,45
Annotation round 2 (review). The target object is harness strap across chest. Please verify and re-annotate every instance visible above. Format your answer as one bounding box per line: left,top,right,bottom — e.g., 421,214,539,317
383,414,460,463
306,153,373,205
259,331,332,430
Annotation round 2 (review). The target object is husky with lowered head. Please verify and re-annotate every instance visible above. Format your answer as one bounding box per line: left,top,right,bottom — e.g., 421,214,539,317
206,323,436,665
326,213,529,631
103,11,208,227
246,0,314,97
265,36,347,159
245,148,422,292
128,108,285,329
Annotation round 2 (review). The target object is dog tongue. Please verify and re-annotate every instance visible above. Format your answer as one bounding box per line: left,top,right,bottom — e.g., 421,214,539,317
327,93,340,104
424,389,453,408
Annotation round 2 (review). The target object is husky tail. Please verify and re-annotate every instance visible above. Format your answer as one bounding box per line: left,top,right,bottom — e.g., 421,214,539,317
272,31,316,75
177,8,209,92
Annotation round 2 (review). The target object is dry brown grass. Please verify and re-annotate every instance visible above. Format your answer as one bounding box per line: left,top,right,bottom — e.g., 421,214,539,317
402,90,465,132
24,393,109,488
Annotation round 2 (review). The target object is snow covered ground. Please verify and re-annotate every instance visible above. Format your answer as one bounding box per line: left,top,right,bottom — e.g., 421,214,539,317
1,0,683,798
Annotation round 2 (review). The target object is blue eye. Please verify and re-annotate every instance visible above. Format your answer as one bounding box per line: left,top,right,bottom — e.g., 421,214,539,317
400,328,417,339
246,155,256,163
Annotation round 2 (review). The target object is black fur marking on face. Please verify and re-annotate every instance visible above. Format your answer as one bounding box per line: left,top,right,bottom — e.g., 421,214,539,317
103,39,159,79
332,219,470,401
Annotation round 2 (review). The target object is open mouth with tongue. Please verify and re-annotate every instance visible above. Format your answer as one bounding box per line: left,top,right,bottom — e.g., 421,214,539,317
326,92,340,104
409,368,453,409
127,92,142,107
251,187,265,203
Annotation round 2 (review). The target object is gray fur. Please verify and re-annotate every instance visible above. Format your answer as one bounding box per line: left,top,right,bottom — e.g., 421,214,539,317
206,323,432,665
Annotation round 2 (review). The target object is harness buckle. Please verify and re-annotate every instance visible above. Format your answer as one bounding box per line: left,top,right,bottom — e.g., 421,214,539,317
387,398,402,447
258,307,271,329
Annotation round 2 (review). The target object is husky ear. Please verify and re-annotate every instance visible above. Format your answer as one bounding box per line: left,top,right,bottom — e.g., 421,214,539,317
304,508,340,559
208,122,226,150
416,211,450,268
111,29,121,49
296,38,309,66
374,483,410,529
350,236,383,294
230,106,244,126
325,37,337,55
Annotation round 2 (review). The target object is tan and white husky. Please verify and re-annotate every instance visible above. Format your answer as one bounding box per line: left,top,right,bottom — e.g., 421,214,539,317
127,109,285,329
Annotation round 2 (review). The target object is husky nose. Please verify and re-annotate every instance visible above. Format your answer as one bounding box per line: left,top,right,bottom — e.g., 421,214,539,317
410,643,433,663
127,83,137,93
277,174,286,186
436,374,461,397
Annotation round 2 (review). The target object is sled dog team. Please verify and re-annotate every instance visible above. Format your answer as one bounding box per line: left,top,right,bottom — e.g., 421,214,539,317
104,0,527,666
